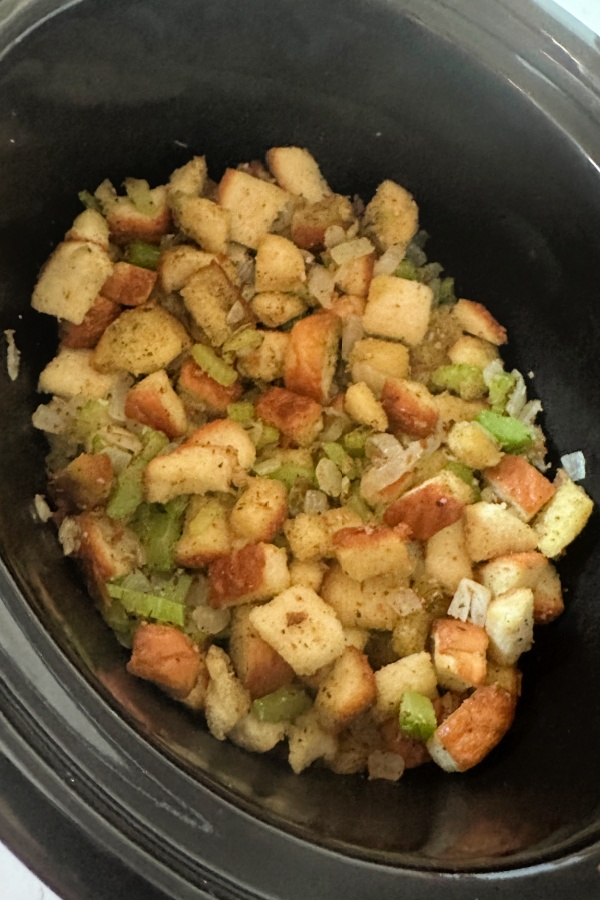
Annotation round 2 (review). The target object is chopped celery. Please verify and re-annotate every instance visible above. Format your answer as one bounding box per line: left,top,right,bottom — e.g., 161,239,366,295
445,460,480,501
125,241,162,270
131,498,187,572
476,410,534,454
254,422,280,450
342,426,372,458
150,571,193,604
139,427,169,461
322,441,356,477
431,364,487,401
436,276,456,305
252,686,312,723
394,259,420,280
399,690,437,741
107,429,168,521
78,189,102,212
106,584,185,627
222,328,263,356
227,401,255,423
124,178,156,216
72,399,110,444
344,492,372,522
191,344,238,387
489,372,517,414
268,462,315,491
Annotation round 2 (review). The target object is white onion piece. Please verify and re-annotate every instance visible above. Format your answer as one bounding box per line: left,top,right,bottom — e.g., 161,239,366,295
324,225,346,248
341,316,364,361
482,358,504,388
561,451,586,482
316,457,343,498
368,751,405,782
32,399,72,435
191,604,230,636
304,489,330,515
360,436,440,503
105,424,142,454
253,457,281,476
108,374,133,422
226,300,247,325
33,493,53,523
447,578,491,626
58,517,81,556
308,264,335,308
373,243,406,276
505,370,527,417
383,587,422,617
103,446,133,474
330,237,375,266
4,329,20,381
518,399,542,426
366,432,403,459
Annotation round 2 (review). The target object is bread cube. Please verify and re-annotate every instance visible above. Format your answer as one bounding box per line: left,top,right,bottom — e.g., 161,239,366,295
374,652,438,720
237,330,290,383
103,183,171,245
484,454,555,522
344,382,388,431
178,357,242,414
330,294,367,321
185,417,257,470
434,392,488,426
180,260,251,347
75,512,144,582
65,208,110,250
381,378,439,438
60,295,121,350
284,311,341,404
485,661,522,696
167,155,208,200
533,471,594,558
32,240,114,324
289,559,328,593
51,452,113,512
143,444,239,503
157,245,220,293
320,563,403,630
384,471,472,540
363,179,419,252
229,605,294,699
39,348,117,399
248,585,344,677
230,477,288,543
447,420,502,470
255,386,323,447
452,299,507,346
391,607,431,658
172,195,231,254
208,543,290,608
290,194,355,251
125,369,188,438
432,618,489,691
229,714,287,753
485,587,534,666
93,306,191,376
363,275,432,346
448,334,499,369
127,623,202,699
334,252,375,297
204,645,251,740
266,146,330,203
314,647,376,732
427,684,515,772
350,337,410,395
479,552,564,625
101,261,157,307
218,167,291,249
287,709,338,774
255,233,306,292
175,496,232,567
251,291,307,328
333,524,414,582
425,520,473,593
463,502,538,562
284,507,363,562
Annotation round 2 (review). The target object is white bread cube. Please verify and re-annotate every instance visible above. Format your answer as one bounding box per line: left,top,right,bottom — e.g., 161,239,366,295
180,260,250,347
485,661,522,696
284,311,341,404
320,564,403,631
254,233,306,292
374,652,438,720
230,477,288,543
533,471,594,558
463,502,538,562
484,454,556,522
432,618,489,691
143,444,239,503
266,146,330,203
284,507,363,562
350,337,410,395
448,334,499,368
93,306,191,376
217,168,291,249
175,495,232,567
425,520,473,594
186,418,257,470
249,585,345,676
289,559,328,593
124,369,187,439
208,543,290,608
229,714,286,753
334,253,375,297
478,551,564,624
434,392,488,426
32,240,113,324
157,245,220,293
344,382,388,431
237,330,290,383
314,647,376,732
362,275,432,346
447,420,503,470
38,348,117,399
391,607,431,658
363,179,419,252
251,291,307,328
287,709,338,774
333,525,413,582
485,587,534,666
172,195,231,254
167,155,208,200
452,299,507,346
204,645,251,740
66,209,110,250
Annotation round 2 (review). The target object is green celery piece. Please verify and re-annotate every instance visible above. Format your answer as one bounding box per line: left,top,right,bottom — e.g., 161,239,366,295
322,441,355,477
125,241,162,270
124,178,156,216
150,571,193,604
131,498,187,572
342,426,372,458
394,259,420,280
399,690,437,741
72,399,110,443
100,599,136,648
431,364,487,401
191,343,238,387
436,276,456,305
344,492,372,522
476,410,534,453
268,462,315,491
222,329,263,356
489,372,517,414
227,401,255,423
252,686,312,723
445,460,481,501
107,429,168,520
78,189,102,212
106,583,185,627
254,422,280,450
139,427,169,461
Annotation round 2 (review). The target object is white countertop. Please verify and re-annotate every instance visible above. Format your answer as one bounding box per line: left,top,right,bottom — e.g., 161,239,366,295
1,0,598,897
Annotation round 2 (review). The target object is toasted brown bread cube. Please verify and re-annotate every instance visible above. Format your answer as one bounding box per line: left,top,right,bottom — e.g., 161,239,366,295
178,357,242,415
229,605,294,699
125,369,188,438
350,337,410,395
381,377,439,438
363,179,419,252
230,477,288,543
180,260,252,347
32,240,114,325
266,146,331,202
283,507,363,562
127,623,201,699
236,330,290,383
290,194,355,251
483,454,555,522
93,305,191,376
101,261,157,307
75,512,144,582
60,295,121,350
383,471,472,540
329,293,367,320
175,496,232,567
333,524,414,582
432,618,489,691
255,386,323,447
334,253,375,297
51,452,113,511
172,195,231,254
208,543,290,608
255,233,306,292
463,502,538,562
38,348,117,399
452,299,507,346
425,520,473,593
478,551,563,625
363,275,432,346
427,684,516,772
315,647,376,732
250,291,307,328
284,311,341,404
104,184,171,245
217,168,291,249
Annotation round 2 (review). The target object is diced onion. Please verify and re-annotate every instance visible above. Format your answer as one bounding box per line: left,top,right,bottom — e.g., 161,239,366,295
109,374,134,422
253,457,282,476
33,493,53,523
367,750,405,782
315,457,343,498
360,436,440,502
373,243,406,276
308,264,335,308
518,399,542,426
324,225,346,249
447,578,491,626
191,603,231,636
4,329,20,381
382,587,422,617
505,370,527,417
58,517,81,556
304,489,330,515
31,398,72,435
226,300,247,325
482,359,505,388
330,237,375,266
341,316,365,361
561,451,586,482
103,446,134,474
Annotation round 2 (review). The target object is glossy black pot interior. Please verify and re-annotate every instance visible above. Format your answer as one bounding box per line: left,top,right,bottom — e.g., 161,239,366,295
0,1,599,897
